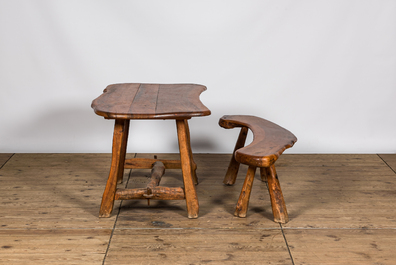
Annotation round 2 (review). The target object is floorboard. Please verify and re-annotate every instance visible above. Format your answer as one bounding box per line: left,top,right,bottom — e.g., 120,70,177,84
276,154,396,229
284,229,396,265
106,229,291,264
0,153,395,264
0,229,111,265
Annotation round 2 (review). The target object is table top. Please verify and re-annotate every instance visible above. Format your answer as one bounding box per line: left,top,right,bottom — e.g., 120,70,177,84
91,83,211,119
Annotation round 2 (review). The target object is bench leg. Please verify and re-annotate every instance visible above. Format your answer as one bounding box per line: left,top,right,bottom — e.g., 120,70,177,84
223,127,248,185
234,165,256,217
99,119,129,218
260,167,268,182
176,119,199,219
265,165,289,223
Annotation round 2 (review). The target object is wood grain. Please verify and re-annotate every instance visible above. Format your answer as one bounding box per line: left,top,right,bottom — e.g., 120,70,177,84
115,187,185,200
106,228,291,264
0,229,111,265
220,115,296,223
219,115,297,167
117,153,281,229
0,153,122,229
278,154,396,229
92,83,210,219
285,229,396,265
1,153,395,264
91,83,211,119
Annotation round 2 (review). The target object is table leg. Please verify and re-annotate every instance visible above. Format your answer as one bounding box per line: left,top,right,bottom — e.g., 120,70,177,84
183,119,198,185
176,119,199,218
99,119,129,218
117,120,129,184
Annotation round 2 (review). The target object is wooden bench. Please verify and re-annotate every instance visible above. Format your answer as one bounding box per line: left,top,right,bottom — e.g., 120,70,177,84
219,115,297,223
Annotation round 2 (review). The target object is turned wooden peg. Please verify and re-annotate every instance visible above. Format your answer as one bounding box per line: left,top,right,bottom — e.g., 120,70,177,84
93,83,210,219
99,119,129,218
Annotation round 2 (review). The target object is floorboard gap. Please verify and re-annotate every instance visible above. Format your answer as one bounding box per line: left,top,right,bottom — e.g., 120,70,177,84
281,224,295,265
0,153,14,169
378,154,396,174
103,155,135,265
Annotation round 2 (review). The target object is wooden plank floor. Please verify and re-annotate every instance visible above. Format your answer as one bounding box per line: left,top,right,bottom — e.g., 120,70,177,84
0,153,395,264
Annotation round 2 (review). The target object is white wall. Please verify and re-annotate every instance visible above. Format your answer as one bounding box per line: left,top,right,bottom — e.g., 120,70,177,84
1,0,395,154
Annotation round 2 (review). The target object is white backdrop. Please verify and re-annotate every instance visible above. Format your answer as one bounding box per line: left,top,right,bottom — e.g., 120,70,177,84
1,0,395,153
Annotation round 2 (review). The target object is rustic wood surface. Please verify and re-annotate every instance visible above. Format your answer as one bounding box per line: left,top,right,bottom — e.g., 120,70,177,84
284,229,396,265
106,228,291,264
176,119,199,218
234,165,256,217
92,83,209,219
115,187,185,201
0,153,396,264
99,120,129,217
278,154,396,229
220,115,295,223
91,83,211,119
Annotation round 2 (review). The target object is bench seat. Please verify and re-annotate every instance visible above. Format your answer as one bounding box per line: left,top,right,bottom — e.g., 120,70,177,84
219,115,297,223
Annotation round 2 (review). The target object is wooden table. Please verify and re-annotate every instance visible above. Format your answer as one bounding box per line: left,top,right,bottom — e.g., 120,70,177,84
91,83,211,218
